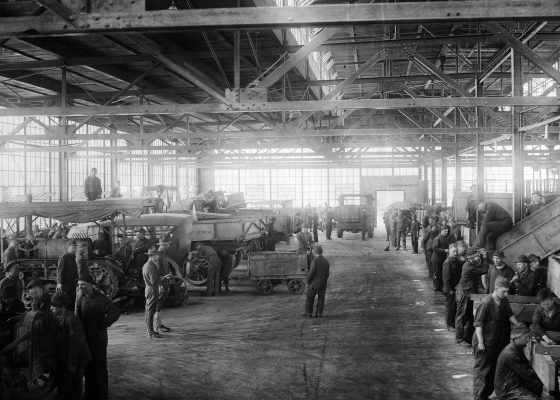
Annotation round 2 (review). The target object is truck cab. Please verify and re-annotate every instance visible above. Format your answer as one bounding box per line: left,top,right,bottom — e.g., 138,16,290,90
333,194,377,238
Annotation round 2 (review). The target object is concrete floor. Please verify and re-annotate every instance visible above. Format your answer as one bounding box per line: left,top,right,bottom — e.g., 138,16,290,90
107,230,475,400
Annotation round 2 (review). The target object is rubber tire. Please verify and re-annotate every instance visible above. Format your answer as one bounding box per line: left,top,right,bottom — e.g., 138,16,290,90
368,228,374,238
184,258,208,286
88,260,120,299
337,228,343,238
287,279,305,295
256,279,273,295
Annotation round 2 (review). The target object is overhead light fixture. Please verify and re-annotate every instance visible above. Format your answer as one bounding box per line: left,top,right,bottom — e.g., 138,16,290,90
169,0,178,10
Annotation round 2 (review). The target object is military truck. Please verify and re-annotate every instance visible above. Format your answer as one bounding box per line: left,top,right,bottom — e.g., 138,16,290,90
333,194,376,238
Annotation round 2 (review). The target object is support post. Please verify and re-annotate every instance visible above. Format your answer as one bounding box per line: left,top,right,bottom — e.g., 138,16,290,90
59,65,69,202
512,49,525,222
475,77,485,201
431,163,436,205
441,155,447,208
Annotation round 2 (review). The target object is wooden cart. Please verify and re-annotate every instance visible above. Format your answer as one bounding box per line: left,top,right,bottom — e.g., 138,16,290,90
247,251,308,295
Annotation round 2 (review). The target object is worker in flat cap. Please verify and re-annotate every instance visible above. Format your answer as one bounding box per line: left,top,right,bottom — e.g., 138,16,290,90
126,227,151,277
455,247,489,347
484,250,515,295
57,239,79,310
115,234,132,268
528,253,547,295
155,238,173,333
530,288,560,346
0,260,23,301
511,254,536,296
143,246,163,338
472,276,525,400
84,167,102,201
0,285,25,313
27,279,51,312
494,329,543,400
526,191,545,217
76,273,120,400
51,291,91,400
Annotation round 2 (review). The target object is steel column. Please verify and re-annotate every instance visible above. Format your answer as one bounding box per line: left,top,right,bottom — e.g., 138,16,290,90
512,50,525,223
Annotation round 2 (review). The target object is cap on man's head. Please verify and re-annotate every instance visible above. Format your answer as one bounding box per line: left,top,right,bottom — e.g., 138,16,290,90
493,250,505,258
0,285,17,299
532,191,542,197
78,273,94,285
146,246,162,256
51,291,69,307
528,254,541,263
26,279,43,290
91,167,98,171
494,276,510,290
516,254,529,263
135,227,146,234
5,260,19,271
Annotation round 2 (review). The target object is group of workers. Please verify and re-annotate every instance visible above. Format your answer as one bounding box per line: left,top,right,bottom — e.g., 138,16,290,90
412,200,554,400
0,239,120,400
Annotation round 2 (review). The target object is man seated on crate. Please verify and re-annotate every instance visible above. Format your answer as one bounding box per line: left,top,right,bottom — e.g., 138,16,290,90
530,288,560,345
494,330,543,400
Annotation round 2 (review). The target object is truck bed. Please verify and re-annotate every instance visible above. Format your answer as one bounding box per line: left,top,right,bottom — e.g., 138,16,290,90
497,197,560,265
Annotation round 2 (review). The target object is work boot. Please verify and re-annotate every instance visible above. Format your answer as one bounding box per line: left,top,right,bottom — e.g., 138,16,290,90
147,331,162,339
159,324,171,332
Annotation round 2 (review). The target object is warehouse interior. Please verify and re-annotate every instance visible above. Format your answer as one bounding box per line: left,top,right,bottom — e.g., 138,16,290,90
1,1,560,399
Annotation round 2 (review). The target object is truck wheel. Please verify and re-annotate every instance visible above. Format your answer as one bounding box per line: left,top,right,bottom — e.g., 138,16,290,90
88,260,120,299
184,258,208,286
337,228,343,238
287,279,305,295
256,279,273,295
368,228,374,238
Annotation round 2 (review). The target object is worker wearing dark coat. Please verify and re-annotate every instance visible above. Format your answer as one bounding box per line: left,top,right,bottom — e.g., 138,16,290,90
431,226,450,293
390,211,398,248
0,285,25,313
410,215,420,254
52,291,92,400
485,250,515,295
442,244,462,331
527,254,547,295
494,332,543,400
126,228,151,277
475,202,513,251
76,274,120,400
325,208,334,240
456,248,489,346
84,167,103,201
56,240,79,309
312,210,319,243
196,244,222,296
530,288,560,344
27,279,51,311
525,191,545,217
143,247,162,338
473,277,524,400
92,231,111,257
305,246,330,318
396,212,411,250
0,261,23,301
265,217,277,251
511,255,542,297
423,224,439,278
114,235,132,267
155,240,173,333
360,208,369,241
296,226,314,268
219,249,234,294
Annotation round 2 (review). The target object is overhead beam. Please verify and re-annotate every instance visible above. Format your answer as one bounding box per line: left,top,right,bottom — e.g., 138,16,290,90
486,22,560,84
0,127,496,142
0,97,557,117
251,28,336,90
1,2,559,37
